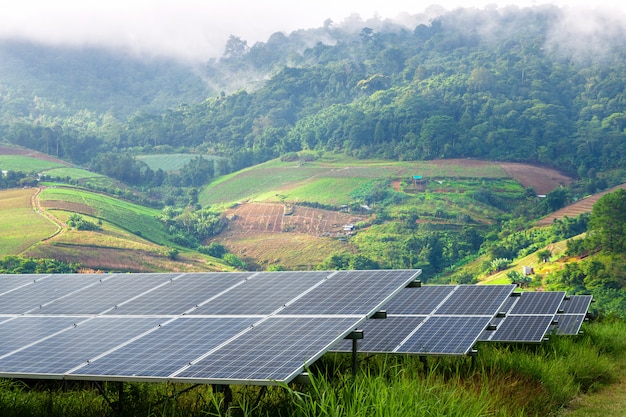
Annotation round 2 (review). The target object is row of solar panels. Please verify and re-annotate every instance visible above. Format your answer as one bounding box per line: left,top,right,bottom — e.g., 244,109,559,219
0,271,591,386
332,287,592,355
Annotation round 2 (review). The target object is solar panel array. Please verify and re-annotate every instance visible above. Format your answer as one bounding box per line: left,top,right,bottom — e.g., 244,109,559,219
554,295,593,335
333,284,517,355
0,270,420,385
479,291,566,343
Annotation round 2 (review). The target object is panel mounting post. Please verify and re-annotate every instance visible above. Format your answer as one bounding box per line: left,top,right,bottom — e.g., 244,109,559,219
345,330,364,377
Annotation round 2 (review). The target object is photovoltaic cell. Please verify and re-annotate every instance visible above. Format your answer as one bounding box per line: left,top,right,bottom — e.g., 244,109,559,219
508,291,565,315
397,316,493,355
71,317,257,378
483,315,555,343
174,316,361,384
0,317,162,376
0,270,419,385
435,285,516,315
381,286,455,314
278,270,420,315
554,314,586,335
106,272,253,315
559,295,593,314
190,271,328,315
39,273,181,314
0,274,44,294
332,316,428,353
0,317,80,357
0,274,105,314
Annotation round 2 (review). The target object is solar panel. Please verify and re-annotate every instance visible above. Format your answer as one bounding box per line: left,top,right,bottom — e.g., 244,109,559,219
38,273,181,315
0,317,163,376
482,315,555,343
173,316,362,384
278,270,419,315
332,284,516,355
480,291,566,343
190,271,328,315
0,269,419,385
559,295,593,314
396,316,493,355
0,274,45,294
70,317,257,379
0,274,107,314
106,272,254,315
554,295,593,335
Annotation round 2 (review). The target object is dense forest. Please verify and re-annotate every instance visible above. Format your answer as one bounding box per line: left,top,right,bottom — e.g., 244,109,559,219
1,5,626,176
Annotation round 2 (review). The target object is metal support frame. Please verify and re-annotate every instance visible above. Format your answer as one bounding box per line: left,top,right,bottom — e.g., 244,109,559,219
345,330,364,377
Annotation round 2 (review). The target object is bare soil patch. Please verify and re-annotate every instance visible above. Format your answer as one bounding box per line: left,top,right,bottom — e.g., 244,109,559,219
537,183,626,226
221,203,365,236
498,162,572,195
41,200,96,216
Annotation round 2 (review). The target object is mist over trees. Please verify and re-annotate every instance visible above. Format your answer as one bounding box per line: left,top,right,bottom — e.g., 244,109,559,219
2,5,625,181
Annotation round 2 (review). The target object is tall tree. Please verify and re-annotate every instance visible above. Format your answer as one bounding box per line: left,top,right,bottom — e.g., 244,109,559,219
588,189,626,254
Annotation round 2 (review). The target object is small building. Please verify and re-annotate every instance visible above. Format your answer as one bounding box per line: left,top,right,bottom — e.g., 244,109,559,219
522,266,534,275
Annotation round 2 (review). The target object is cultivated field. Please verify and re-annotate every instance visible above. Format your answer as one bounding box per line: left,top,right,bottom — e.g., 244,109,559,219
0,188,58,255
498,161,572,195
536,183,626,226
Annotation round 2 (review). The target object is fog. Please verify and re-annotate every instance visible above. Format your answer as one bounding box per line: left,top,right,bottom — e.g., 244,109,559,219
0,0,624,63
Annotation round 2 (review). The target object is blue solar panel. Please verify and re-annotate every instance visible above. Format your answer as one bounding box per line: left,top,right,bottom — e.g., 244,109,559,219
0,270,418,385
332,316,428,353
484,315,555,343
435,285,516,315
508,291,565,315
71,317,257,378
173,316,361,384
381,286,454,314
39,273,181,314
397,316,493,355
107,272,253,315
559,295,592,314
0,317,80,357
278,270,420,315
554,314,586,335
190,271,328,315
0,317,162,376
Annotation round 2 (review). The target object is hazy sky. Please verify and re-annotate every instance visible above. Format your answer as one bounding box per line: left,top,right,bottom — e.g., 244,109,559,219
1,0,623,62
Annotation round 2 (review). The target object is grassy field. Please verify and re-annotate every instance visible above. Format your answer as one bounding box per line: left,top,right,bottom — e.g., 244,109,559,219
0,155,67,172
200,156,510,208
0,188,58,255
137,154,226,173
39,187,172,246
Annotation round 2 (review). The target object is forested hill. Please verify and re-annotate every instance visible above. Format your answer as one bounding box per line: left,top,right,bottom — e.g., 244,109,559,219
1,5,626,175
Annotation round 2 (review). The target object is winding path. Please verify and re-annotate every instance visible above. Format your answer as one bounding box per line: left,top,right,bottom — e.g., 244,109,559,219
30,186,67,242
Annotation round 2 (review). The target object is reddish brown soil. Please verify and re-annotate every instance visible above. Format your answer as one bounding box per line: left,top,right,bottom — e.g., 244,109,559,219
498,162,572,195
537,183,626,226
41,200,96,216
221,203,364,237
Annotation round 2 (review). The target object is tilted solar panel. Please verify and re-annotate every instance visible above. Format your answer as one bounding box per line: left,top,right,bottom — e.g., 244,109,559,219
0,269,420,385
332,284,515,355
107,272,254,315
0,274,106,314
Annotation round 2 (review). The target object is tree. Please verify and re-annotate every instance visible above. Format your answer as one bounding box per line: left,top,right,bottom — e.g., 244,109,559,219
588,189,626,254
537,249,552,263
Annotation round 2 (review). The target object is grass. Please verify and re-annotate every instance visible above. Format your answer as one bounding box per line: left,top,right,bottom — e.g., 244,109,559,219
39,187,172,246
137,154,226,173
200,155,510,208
0,155,67,172
0,188,58,255
0,319,623,417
